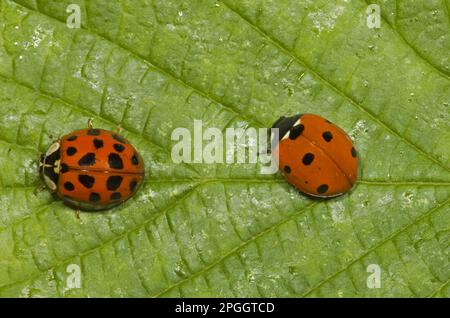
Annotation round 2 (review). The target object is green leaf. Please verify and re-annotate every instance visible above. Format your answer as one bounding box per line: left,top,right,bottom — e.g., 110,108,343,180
0,0,449,297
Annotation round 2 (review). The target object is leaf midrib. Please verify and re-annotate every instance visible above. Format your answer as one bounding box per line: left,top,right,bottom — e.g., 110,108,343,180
1,182,448,296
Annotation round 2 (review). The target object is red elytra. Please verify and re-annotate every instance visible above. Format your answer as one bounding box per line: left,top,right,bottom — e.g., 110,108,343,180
271,113,358,198
39,124,145,211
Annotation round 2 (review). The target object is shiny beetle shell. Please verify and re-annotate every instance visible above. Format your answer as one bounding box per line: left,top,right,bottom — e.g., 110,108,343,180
271,113,358,198
39,128,145,210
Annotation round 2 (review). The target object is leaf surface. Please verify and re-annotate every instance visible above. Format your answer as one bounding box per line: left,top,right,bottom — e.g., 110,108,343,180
0,0,449,297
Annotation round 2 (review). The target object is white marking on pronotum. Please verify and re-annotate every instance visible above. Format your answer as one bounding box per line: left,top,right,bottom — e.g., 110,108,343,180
54,159,61,174
46,142,60,157
43,175,57,191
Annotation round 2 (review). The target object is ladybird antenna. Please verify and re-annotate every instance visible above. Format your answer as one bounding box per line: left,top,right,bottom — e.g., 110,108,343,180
88,118,94,129
117,123,123,134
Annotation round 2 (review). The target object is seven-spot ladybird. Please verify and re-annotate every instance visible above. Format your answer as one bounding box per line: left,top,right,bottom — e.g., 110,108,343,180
271,113,358,198
39,119,145,211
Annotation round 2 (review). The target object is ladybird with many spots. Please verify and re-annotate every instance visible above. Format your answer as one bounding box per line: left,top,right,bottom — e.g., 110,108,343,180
271,114,358,198
39,120,145,210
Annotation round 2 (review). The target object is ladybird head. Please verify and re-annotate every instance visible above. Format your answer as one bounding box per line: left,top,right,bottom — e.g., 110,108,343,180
39,142,61,192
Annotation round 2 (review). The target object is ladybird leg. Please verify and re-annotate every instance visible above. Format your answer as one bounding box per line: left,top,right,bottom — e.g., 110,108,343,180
117,123,123,134
87,117,94,129
33,184,47,196
75,210,80,219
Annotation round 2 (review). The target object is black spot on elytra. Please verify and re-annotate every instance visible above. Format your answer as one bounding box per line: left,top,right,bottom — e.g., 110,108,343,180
66,147,77,156
322,131,333,142
131,153,139,165
283,165,291,174
78,174,95,189
108,153,123,169
60,163,69,173
351,147,357,158
129,180,138,192
87,129,100,136
113,143,125,152
289,124,304,140
112,133,127,144
64,182,74,191
67,135,77,141
111,192,121,200
302,153,314,165
78,153,96,166
93,138,104,149
317,184,328,194
89,192,101,203
107,176,123,191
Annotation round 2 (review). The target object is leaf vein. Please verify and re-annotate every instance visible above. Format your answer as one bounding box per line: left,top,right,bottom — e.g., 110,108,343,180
219,0,450,172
